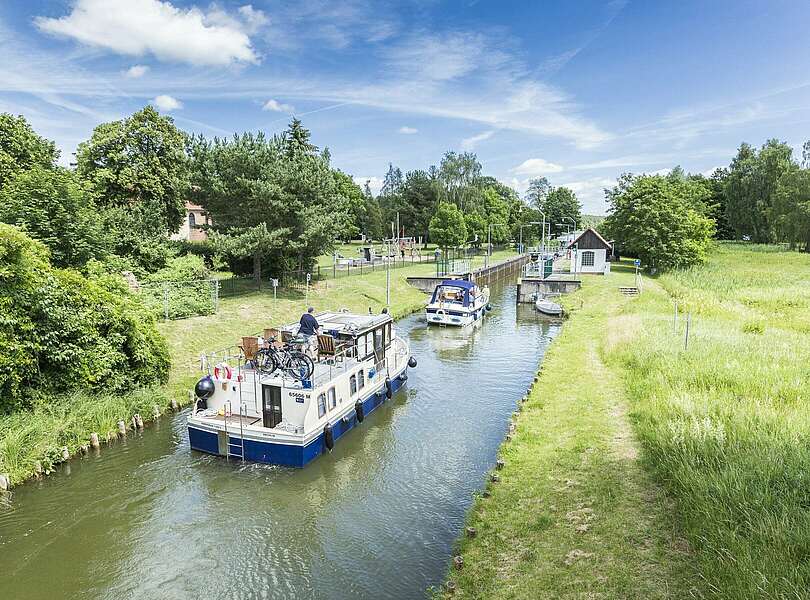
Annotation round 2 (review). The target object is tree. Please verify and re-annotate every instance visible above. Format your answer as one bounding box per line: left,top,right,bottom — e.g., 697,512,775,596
76,106,190,238
464,211,487,246
429,202,467,249
283,118,317,158
438,151,482,211
0,166,107,268
724,140,794,242
481,187,510,243
525,177,551,210
332,170,365,241
190,121,346,282
400,169,439,242
602,175,715,270
542,186,582,236
773,168,810,251
0,113,58,192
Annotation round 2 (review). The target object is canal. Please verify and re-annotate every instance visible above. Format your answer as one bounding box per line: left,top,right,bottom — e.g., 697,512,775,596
0,283,560,600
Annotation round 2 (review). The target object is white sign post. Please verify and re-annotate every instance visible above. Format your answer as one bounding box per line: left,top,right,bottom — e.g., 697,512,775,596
271,278,279,308
305,273,311,307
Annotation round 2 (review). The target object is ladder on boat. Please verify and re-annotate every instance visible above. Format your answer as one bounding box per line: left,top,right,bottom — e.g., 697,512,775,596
223,402,246,460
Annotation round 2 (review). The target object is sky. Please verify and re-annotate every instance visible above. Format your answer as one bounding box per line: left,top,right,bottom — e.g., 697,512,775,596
2,0,810,214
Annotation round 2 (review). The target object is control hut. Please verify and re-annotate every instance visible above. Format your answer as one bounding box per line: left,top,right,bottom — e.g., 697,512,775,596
568,228,613,274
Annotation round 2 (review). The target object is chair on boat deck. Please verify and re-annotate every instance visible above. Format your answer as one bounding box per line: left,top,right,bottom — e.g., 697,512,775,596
317,334,342,364
263,328,283,349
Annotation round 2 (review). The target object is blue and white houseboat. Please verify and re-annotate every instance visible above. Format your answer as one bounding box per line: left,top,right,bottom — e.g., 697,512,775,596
187,311,415,467
425,279,490,326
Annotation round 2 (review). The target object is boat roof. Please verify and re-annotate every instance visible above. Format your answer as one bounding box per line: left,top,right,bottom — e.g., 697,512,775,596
282,310,391,335
439,279,475,290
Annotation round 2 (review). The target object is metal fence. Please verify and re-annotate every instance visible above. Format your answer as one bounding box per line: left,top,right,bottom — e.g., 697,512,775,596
139,279,220,320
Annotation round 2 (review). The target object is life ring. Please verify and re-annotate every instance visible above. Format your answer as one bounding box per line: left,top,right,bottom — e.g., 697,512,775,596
214,362,233,381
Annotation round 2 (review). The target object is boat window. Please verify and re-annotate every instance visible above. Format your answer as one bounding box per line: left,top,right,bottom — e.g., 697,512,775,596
358,369,365,389
328,387,336,410
385,323,392,346
350,374,357,395
317,393,326,418
582,251,595,267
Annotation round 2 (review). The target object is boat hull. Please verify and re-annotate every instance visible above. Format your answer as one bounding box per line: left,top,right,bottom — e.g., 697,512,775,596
188,366,408,467
425,304,487,326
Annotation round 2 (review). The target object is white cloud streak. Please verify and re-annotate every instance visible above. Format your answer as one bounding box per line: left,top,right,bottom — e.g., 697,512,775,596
124,65,150,78
262,99,294,112
153,94,182,111
511,158,564,176
461,130,494,150
398,126,418,134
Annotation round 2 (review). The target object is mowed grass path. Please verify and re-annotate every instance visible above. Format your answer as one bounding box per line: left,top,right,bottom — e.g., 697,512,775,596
446,264,695,599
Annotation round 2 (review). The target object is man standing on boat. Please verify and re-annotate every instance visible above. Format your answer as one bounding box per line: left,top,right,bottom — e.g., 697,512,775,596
299,307,320,357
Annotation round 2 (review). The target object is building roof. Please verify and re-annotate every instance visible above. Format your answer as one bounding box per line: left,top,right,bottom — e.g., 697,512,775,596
567,227,612,250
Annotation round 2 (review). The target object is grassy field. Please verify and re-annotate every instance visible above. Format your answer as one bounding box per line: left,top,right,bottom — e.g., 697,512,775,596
0,250,519,486
447,244,810,598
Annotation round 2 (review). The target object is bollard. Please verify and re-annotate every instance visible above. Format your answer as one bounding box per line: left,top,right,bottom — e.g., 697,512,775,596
0,473,9,491
117,420,127,436
465,527,477,538
508,422,516,433
490,473,500,483
453,556,464,570
90,432,100,449
445,580,456,595
496,459,505,470
61,446,70,461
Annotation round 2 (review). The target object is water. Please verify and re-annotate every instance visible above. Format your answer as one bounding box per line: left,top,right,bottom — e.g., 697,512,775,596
0,283,560,600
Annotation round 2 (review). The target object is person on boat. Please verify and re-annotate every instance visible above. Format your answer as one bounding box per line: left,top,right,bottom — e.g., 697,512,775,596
299,307,320,357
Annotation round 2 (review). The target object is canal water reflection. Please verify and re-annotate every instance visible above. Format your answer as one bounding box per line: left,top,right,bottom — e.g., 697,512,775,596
0,283,560,600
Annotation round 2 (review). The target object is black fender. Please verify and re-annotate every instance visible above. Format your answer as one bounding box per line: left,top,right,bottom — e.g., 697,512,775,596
324,423,335,451
408,356,417,368
385,378,393,399
355,399,365,423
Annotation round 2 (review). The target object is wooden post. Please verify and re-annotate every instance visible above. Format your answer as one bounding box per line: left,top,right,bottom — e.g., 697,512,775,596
0,474,9,491
153,405,161,419
684,312,691,351
171,398,179,411
90,432,100,449
117,420,127,436
61,446,70,461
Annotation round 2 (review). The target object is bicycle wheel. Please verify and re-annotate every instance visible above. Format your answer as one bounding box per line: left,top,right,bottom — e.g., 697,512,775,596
284,352,315,380
256,349,278,375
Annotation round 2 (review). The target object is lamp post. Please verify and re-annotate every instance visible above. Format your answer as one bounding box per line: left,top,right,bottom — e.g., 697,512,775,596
519,221,543,254
486,222,504,268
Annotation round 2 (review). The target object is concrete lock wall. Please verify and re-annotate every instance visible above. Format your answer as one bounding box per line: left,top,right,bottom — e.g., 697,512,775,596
517,278,582,303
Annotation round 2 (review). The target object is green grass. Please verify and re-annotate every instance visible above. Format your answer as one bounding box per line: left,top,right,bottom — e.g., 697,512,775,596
448,244,810,599
0,250,521,487
443,263,694,598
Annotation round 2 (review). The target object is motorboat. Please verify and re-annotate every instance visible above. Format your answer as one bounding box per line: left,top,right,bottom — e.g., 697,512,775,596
535,297,563,317
425,279,490,326
187,310,415,467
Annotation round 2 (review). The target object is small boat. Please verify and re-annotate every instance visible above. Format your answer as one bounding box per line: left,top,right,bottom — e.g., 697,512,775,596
187,310,415,467
535,297,563,317
425,279,490,326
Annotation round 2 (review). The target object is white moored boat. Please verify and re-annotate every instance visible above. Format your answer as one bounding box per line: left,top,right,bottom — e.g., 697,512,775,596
535,297,563,317
187,311,415,467
425,279,490,326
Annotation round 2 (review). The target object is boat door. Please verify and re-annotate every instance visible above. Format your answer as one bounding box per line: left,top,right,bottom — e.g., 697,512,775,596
262,385,282,428
373,326,385,365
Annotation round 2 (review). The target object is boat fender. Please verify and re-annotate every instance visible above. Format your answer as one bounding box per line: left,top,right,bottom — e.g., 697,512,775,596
214,362,232,381
385,378,393,399
324,423,335,451
399,373,408,382
194,375,216,400
408,356,417,368
355,400,365,423
486,303,492,311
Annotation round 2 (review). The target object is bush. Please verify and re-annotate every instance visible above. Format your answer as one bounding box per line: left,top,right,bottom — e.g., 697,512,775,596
140,254,216,319
0,224,170,413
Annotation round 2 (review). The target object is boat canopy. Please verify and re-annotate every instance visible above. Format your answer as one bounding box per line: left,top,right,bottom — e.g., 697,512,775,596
430,279,476,307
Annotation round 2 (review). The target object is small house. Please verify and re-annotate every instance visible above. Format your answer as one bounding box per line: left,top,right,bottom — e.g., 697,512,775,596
170,202,211,242
568,227,613,274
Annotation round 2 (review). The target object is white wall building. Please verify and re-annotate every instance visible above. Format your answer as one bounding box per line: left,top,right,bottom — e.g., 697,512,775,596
568,228,613,274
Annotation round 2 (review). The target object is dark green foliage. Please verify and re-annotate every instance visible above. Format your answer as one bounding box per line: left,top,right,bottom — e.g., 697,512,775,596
429,202,467,249
0,113,58,192
0,224,170,413
540,187,582,236
603,175,715,270
0,166,108,268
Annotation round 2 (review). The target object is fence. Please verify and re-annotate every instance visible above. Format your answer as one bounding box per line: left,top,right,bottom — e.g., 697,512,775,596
139,279,220,320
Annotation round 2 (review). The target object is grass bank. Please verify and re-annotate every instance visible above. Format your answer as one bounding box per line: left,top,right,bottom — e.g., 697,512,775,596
445,244,810,598
443,262,694,598
0,251,518,487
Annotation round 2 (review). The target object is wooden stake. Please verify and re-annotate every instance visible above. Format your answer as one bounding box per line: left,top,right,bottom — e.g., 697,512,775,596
90,432,100,449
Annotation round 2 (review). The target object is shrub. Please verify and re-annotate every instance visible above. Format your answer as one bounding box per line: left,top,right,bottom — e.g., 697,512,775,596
0,224,170,412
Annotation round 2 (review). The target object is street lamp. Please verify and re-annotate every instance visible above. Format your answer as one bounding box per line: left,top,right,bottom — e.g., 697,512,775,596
519,221,543,254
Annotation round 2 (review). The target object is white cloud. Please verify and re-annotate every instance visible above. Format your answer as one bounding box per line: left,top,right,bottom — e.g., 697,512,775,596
153,94,182,111
511,158,564,177
262,99,294,112
35,0,263,66
353,176,384,195
398,126,418,134
560,177,616,215
124,64,149,78
461,130,494,150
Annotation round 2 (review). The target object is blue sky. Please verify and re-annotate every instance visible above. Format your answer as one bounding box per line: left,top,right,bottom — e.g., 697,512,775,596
2,0,810,214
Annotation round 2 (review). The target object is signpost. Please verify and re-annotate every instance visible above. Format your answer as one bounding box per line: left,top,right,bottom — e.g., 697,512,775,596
271,278,279,308
305,273,311,307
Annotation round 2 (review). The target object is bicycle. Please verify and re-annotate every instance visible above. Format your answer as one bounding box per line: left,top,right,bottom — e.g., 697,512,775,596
256,337,315,381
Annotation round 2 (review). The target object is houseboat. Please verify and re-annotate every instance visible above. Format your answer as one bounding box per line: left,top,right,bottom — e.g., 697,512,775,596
425,279,490,326
187,310,416,467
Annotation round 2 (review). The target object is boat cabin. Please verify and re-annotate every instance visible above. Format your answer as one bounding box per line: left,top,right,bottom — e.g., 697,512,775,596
429,280,477,308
